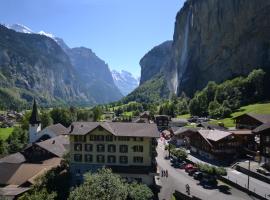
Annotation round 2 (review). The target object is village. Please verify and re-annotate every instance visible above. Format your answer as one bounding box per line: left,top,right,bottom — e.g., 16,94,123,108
0,100,269,200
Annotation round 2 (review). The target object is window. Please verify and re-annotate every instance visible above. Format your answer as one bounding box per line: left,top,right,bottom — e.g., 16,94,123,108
118,137,130,141
107,155,116,163
74,154,82,162
74,144,82,151
133,145,143,152
133,156,143,163
97,144,105,152
97,155,105,163
119,156,128,164
85,154,93,162
106,135,113,141
108,144,116,153
85,144,93,152
119,145,128,153
89,135,94,141
132,137,143,142
74,135,85,142
266,136,270,142
90,135,105,141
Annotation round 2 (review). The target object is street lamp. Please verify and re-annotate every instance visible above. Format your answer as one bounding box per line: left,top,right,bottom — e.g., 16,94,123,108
246,154,253,192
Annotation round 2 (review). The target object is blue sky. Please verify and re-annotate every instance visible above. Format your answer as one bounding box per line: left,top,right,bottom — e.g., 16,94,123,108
0,0,184,77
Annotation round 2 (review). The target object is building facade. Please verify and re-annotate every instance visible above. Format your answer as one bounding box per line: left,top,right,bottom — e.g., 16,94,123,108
69,122,159,185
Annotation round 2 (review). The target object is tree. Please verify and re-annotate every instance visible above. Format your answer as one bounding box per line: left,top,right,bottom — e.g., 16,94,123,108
68,168,128,200
50,108,72,127
20,111,31,130
0,139,8,155
92,107,103,122
127,182,153,200
18,189,56,200
7,127,28,153
40,111,53,129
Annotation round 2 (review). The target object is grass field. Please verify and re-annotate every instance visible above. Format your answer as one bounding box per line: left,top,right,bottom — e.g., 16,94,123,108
0,127,14,140
210,102,270,128
177,114,191,119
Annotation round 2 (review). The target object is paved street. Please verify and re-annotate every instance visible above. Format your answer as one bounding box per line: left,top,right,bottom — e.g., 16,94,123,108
156,139,259,200
226,169,270,199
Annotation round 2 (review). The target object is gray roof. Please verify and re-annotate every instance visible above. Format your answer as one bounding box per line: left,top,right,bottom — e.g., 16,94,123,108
198,129,232,142
0,186,30,197
253,122,270,133
0,152,26,164
69,122,159,138
36,135,69,157
234,113,270,124
172,127,199,135
45,123,68,136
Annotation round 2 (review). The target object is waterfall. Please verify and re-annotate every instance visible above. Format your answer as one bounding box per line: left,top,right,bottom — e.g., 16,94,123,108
171,9,192,95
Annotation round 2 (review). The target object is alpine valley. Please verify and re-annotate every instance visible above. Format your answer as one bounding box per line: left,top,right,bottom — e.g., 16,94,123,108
0,24,125,109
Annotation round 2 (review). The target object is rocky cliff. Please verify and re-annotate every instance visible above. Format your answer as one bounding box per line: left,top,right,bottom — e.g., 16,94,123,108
169,0,270,96
137,0,270,100
112,70,139,96
139,41,172,85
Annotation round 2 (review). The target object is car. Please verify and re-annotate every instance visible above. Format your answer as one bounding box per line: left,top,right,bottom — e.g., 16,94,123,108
172,162,181,168
201,174,217,188
256,167,270,176
179,161,187,169
184,164,194,172
193,172,203,180
187,168,198,176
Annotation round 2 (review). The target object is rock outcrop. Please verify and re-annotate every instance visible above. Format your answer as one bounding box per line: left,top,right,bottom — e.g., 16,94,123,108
170,0,270,96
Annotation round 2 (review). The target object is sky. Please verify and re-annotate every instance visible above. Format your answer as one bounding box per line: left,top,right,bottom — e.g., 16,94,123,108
0,0,184,77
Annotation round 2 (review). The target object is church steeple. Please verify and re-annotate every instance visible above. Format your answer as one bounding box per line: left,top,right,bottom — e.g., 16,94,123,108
29,99,41,125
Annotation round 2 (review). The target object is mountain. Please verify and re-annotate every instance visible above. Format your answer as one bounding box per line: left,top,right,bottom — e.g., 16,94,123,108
111,70,139,96
0,24,122,108
0,24,88,108
6,24,33,34
66,47,123,103
127,0,270,103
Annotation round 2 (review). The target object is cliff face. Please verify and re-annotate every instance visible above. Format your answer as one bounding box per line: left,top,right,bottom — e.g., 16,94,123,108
67,47,123,103
0,25,88,105
170,0,270,96
139,41,172,85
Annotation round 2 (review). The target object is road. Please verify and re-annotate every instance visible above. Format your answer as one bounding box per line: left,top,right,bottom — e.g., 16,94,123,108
226,169,270,199
156,139,259,200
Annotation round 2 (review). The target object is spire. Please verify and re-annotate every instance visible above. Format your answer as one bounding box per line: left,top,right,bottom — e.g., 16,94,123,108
29,98,41,125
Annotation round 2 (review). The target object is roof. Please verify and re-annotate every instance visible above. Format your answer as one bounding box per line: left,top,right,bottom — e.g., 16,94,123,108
0,185,30,197
44,123,68,136
35,135,69,157
230,129,253,135
0,160,60,186
140,111,150,117
197,122,227,131
234,113,270,124
0,153,26,164
171,118,188,123
69,122,159,138
198,129,232,142
29,99,41,124
172,127,198,135
253,122,270,133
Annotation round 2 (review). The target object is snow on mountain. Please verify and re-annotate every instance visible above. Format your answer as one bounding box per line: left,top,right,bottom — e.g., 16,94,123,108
38,30,55,39
6,24,33,34
112,70,139,96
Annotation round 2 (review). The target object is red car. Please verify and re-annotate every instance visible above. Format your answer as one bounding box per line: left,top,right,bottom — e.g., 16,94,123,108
184,164,194,170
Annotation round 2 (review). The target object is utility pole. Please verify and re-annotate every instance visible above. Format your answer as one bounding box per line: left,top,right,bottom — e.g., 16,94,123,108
247,154,253,192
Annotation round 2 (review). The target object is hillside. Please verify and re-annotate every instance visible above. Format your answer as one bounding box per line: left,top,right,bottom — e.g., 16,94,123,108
0,24,123,109
211,102,270,128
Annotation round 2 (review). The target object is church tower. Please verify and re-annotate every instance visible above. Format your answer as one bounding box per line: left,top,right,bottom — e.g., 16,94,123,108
29,99,41,143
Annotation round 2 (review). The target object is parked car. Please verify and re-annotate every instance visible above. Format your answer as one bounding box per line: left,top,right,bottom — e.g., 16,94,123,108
179,161,187,169
172,162,181,168
201,174,217,188
193,172,203,180
188,168,198,176
256,167,270,176
184,164,194,172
